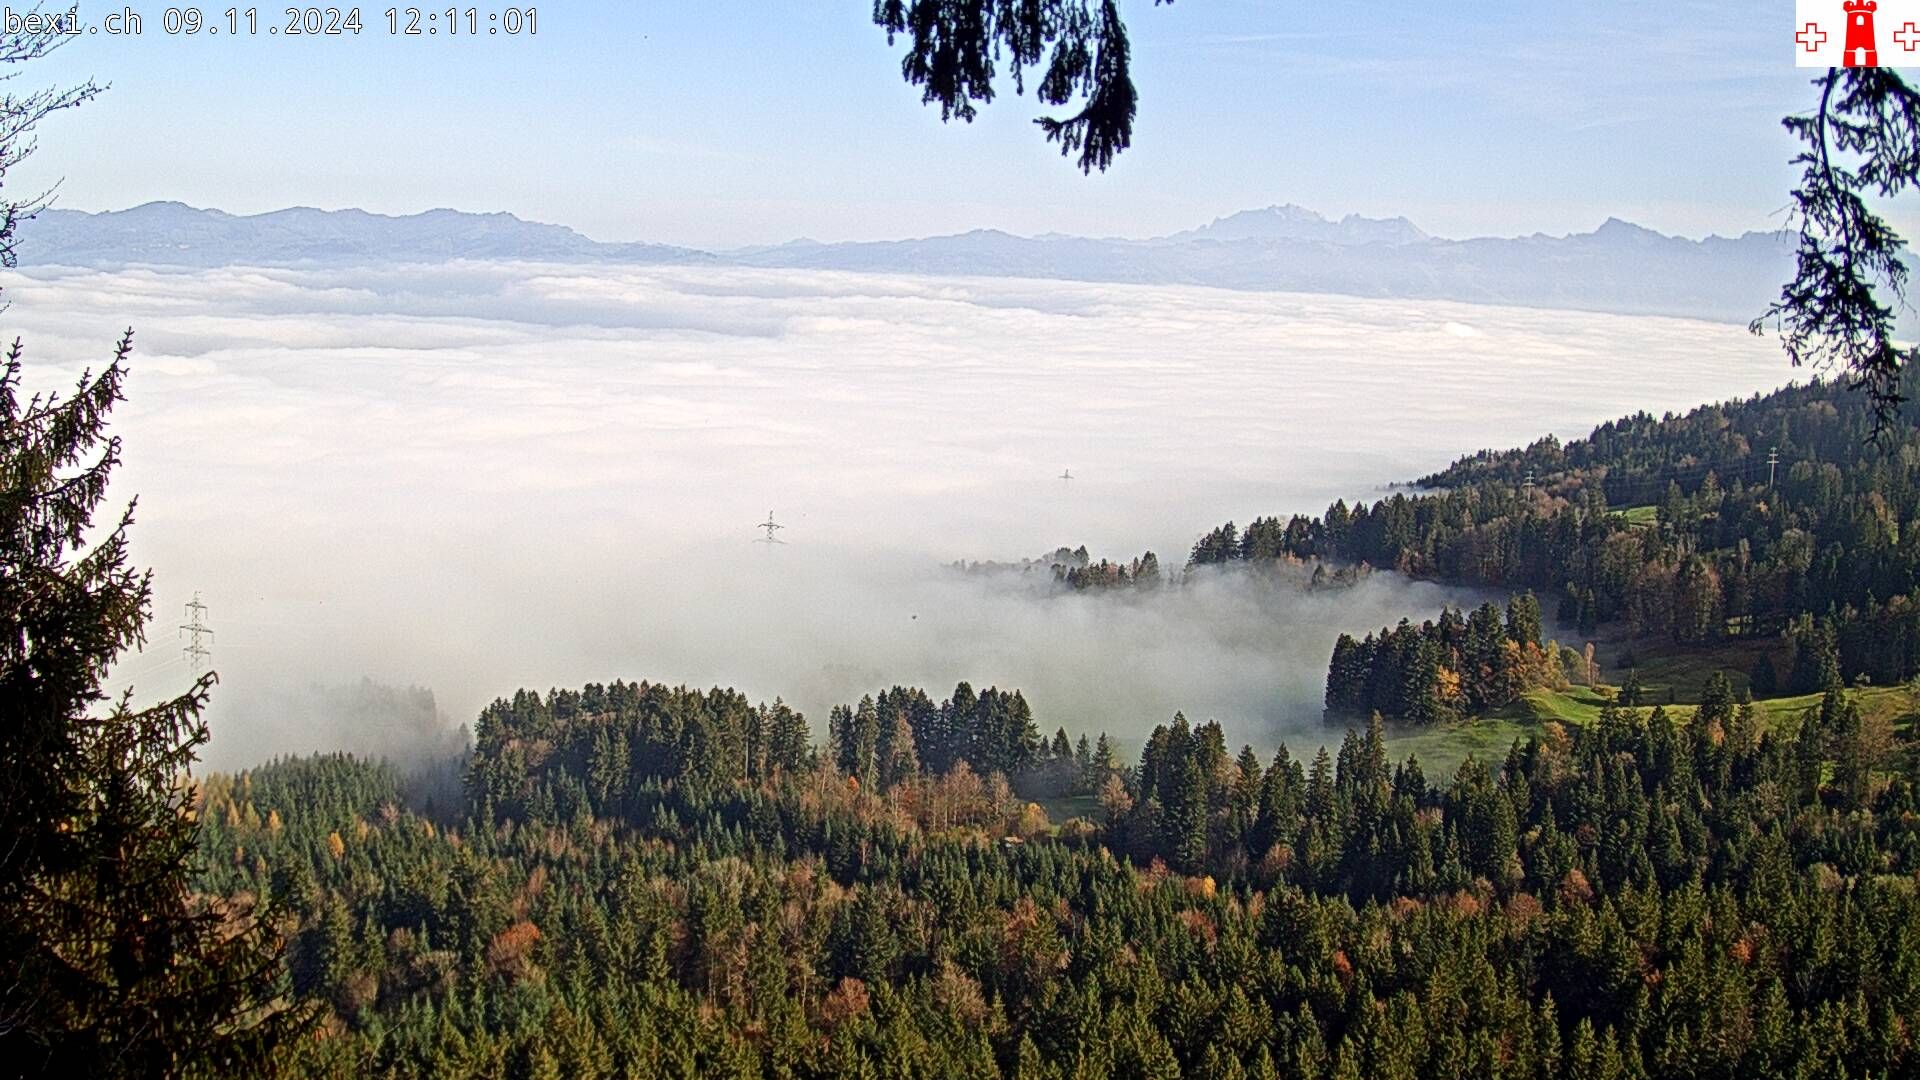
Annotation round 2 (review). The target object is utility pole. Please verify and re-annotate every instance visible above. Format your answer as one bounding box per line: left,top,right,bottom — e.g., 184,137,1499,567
179,593,213,677
1768,447,1778,489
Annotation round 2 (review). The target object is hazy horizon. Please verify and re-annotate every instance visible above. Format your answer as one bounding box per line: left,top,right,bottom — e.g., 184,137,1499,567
31,196,1788,251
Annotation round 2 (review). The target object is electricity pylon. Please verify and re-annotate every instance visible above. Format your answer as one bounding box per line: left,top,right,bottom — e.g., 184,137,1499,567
180,593,213,677
755,511,786,545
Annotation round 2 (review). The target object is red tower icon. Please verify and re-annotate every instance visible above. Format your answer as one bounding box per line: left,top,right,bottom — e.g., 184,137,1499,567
1844,0,1879,67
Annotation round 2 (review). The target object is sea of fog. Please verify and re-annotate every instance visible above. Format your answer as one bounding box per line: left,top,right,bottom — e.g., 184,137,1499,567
1,261,1798,766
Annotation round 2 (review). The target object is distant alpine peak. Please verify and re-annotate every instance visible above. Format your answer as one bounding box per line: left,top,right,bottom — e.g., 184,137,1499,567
1252,203,1325,222
1169,203,1431,246
1591,216,1665,241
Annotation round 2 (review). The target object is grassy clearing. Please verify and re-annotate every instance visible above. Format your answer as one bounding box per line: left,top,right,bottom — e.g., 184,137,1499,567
1510,684,1614,725
1380,683,1920,782
1604,638,1783,703
1381,716,1535,779
1372,632,1920,781
1502,683,1914,733
1616,505,1659,529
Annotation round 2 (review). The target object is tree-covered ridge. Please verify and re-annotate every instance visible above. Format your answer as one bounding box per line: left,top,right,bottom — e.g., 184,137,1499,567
950,545,1166,592
194,657,1920,1078
1185,376,1920,693
977,543,1372,594
460,678,1133,842
465,682,815,821
1416,376,1903,499
1053,551,1162,591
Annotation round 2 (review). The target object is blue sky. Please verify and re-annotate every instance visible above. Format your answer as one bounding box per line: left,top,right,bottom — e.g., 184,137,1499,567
5,1,1857,248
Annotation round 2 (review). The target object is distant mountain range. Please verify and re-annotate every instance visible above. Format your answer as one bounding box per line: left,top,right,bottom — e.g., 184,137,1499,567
18,202,711,267
17,200,1816,327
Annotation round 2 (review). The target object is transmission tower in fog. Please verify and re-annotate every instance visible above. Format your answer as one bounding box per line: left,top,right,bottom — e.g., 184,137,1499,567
1059,469,1073,483
179,593,213,677
755,511,786,545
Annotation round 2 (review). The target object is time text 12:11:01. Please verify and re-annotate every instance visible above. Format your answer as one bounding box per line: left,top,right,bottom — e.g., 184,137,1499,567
388,8,535,34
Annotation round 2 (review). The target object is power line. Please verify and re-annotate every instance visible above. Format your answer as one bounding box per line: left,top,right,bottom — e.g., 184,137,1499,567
113,652,188,685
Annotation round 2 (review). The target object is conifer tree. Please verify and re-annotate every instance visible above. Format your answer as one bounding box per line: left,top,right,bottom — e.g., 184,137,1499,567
879,708,919,790
1619,667,1643,708
1748,650,1778,697
1164,751,1209,874
0,335,298,1075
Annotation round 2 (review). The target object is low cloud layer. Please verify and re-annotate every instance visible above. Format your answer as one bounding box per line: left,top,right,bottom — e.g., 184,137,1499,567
0,262,1798,767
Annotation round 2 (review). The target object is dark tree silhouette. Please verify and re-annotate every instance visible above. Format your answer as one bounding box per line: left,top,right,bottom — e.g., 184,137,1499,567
0,334,298,1076
1757,68,1920,433
873,0,1173,173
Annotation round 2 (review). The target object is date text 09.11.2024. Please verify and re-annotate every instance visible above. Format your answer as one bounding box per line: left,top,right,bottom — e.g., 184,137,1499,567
133,7,537,36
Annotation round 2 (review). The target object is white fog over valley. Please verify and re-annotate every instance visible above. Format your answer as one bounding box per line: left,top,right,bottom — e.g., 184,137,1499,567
2,261,1798,767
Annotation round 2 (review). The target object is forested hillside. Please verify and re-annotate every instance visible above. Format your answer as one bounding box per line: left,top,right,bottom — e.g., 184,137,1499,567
1197,376,1916,635
1179,375,1920,723
200,662,1920,1078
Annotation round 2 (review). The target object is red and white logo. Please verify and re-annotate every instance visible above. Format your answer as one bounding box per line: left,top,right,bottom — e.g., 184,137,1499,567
1798,0,1920,66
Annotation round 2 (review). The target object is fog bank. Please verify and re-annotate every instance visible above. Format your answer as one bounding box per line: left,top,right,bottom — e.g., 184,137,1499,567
193,549,1492,769
0,262,1795,766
